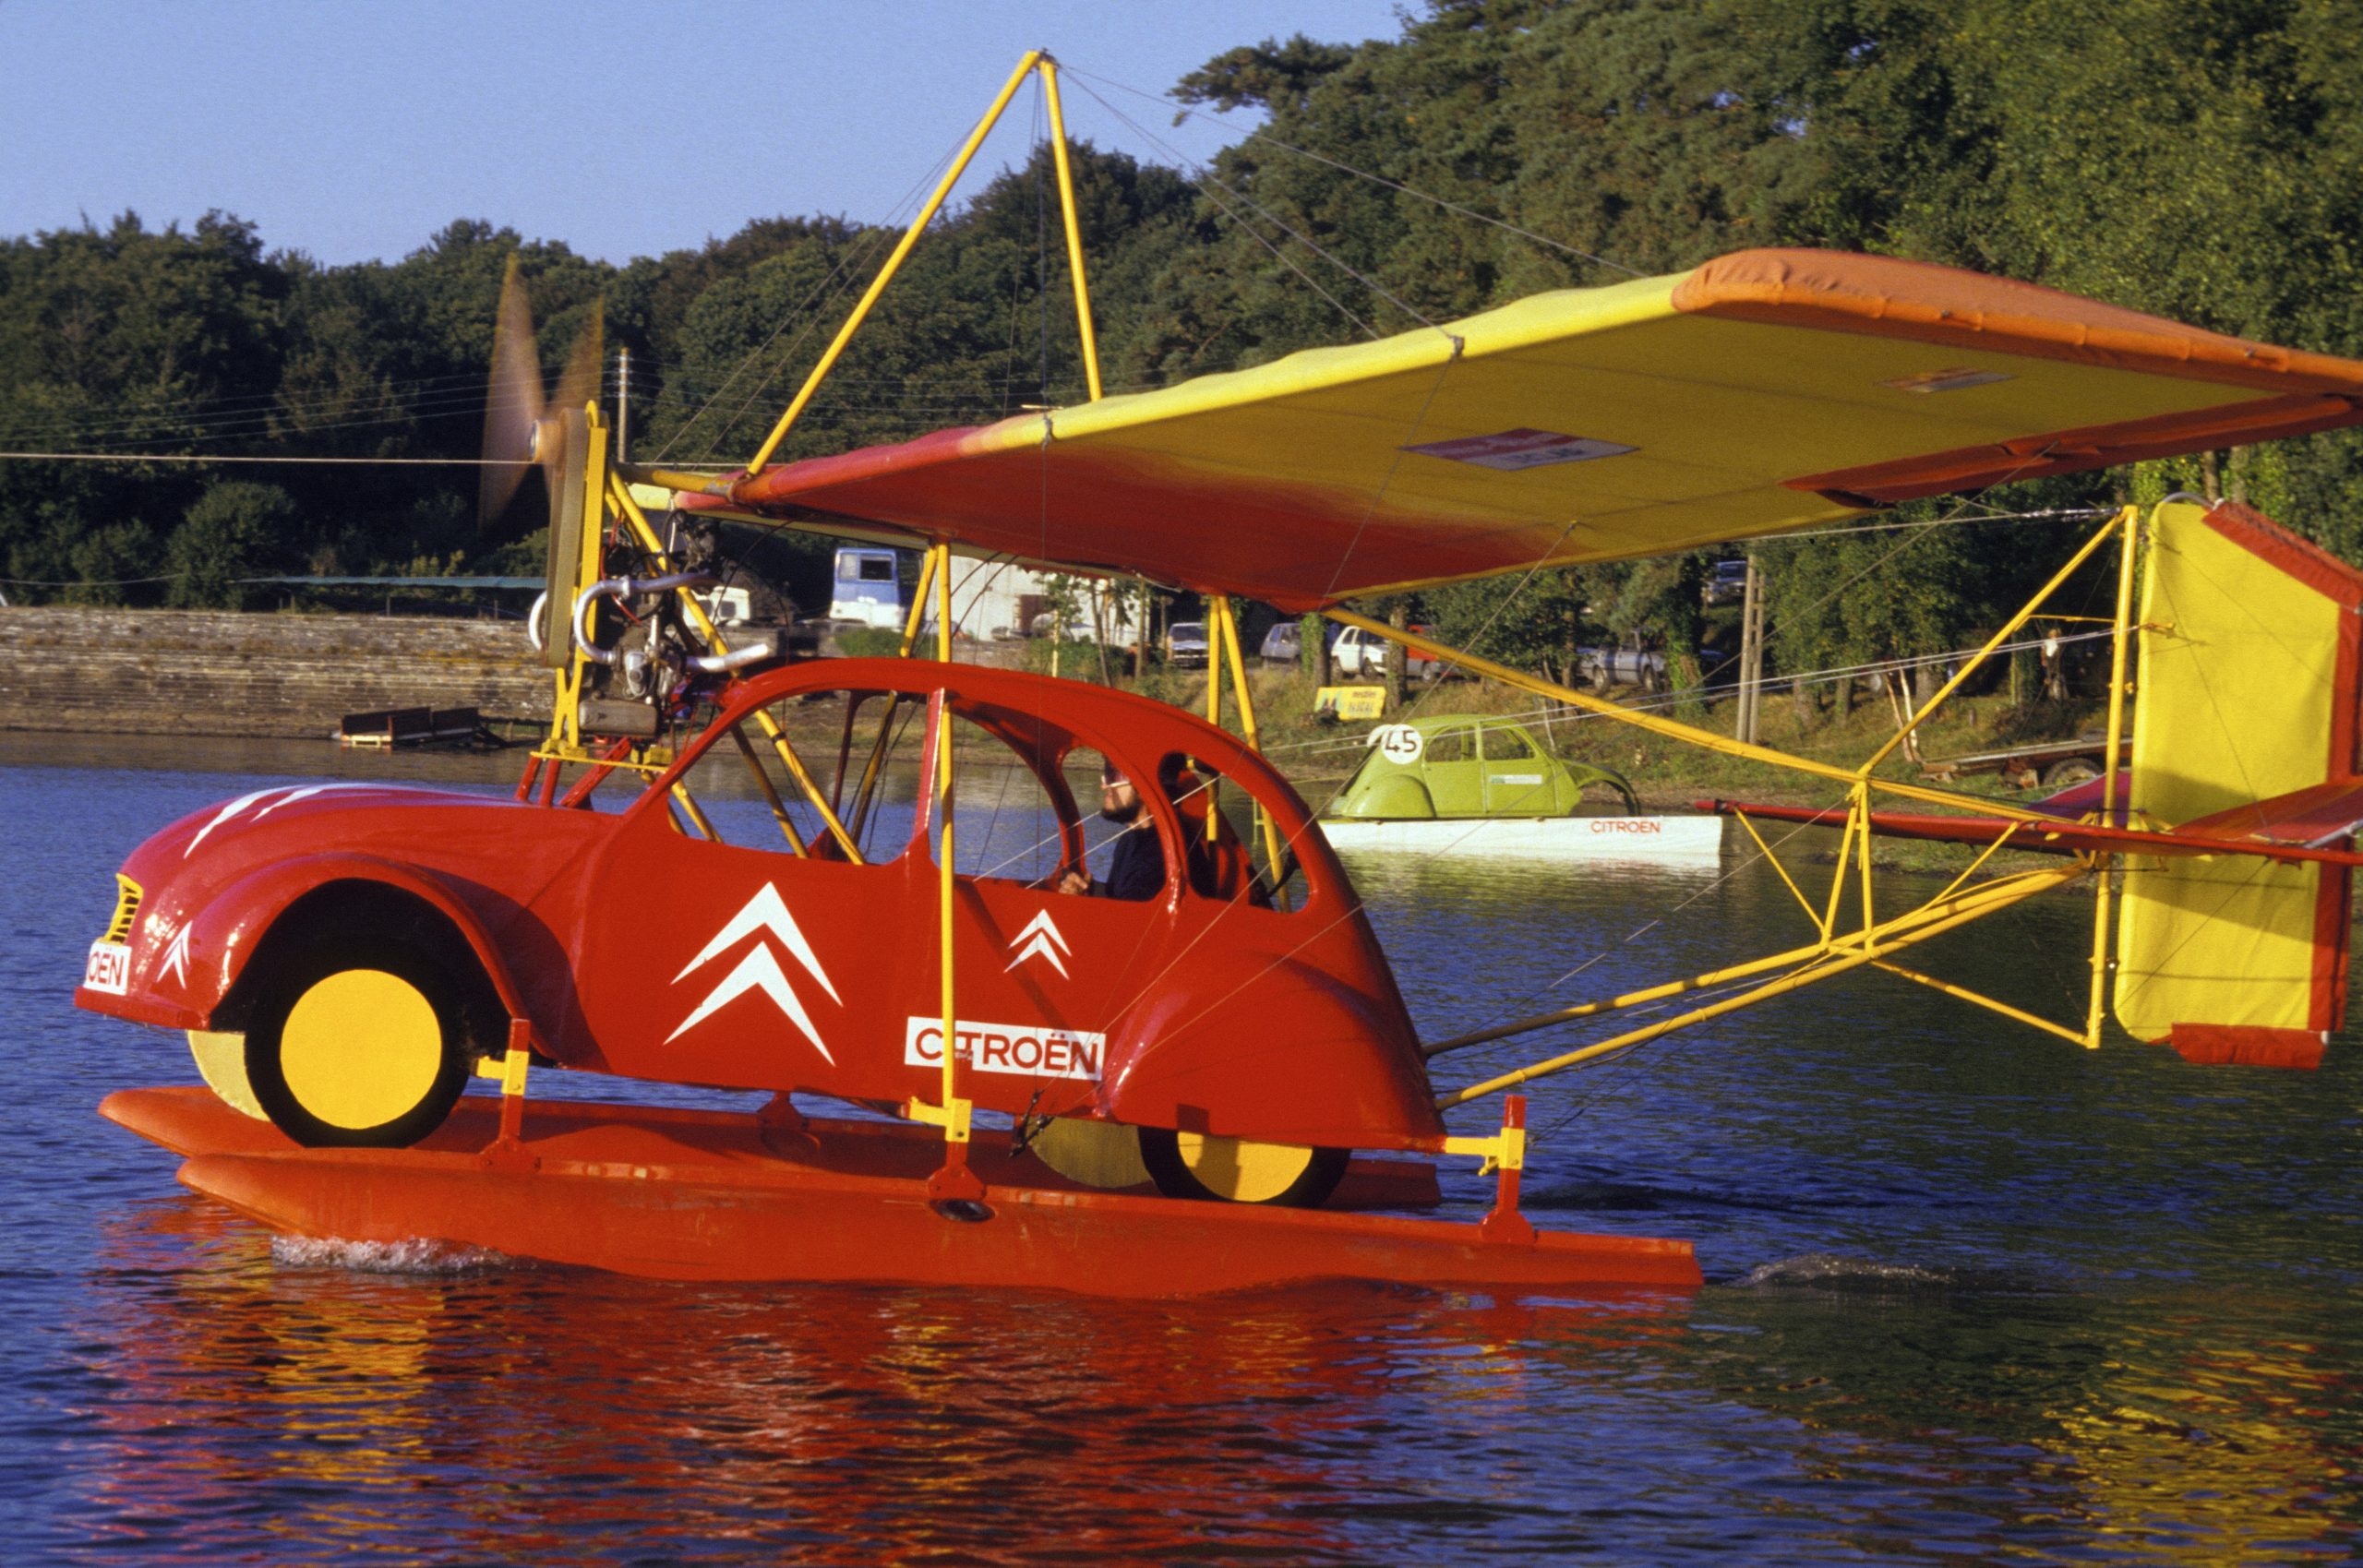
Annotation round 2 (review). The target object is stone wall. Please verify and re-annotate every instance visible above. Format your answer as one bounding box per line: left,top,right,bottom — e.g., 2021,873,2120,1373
0,606,549,737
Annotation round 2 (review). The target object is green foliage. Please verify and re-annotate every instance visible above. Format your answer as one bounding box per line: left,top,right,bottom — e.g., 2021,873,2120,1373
166,481,297,609
4,0,2362,671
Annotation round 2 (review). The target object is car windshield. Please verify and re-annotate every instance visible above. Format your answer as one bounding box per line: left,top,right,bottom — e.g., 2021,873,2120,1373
1170,623,1205,639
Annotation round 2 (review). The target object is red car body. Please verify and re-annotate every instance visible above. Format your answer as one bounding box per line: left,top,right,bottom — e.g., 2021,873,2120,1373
75,659,1445,1155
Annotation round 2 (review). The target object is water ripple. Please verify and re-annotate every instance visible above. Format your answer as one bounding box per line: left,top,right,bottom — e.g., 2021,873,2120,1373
4,748,2359,1565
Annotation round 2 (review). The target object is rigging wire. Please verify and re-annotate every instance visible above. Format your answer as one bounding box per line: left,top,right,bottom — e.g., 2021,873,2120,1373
1064,64,1644,281
0,450,506,466
648,137,967,466
1067,77,1447,340
1265,625,2130,767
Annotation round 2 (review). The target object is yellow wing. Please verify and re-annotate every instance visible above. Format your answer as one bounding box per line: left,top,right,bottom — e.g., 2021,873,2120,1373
707,248,2363,609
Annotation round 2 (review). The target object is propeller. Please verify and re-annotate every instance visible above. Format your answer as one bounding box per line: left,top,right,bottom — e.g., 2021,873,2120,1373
478,257,604,530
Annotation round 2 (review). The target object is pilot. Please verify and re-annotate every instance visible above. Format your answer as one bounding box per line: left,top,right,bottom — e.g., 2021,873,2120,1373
1057,761,1166,900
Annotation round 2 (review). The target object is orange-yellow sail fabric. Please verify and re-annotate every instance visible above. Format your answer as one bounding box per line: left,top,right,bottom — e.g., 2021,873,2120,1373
2114,501,2363,1067
708,249,2363,610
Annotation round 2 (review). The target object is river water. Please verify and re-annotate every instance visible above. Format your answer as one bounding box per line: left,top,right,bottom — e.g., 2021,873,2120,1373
2,736,2357,1565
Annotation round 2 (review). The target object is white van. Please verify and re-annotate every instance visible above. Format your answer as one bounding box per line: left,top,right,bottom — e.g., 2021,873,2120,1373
1332,624,1439,681
828,548,905,628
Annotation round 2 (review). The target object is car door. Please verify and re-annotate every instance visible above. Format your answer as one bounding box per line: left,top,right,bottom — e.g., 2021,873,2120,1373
1419,724,1482,815
901,696,1176,1122
1480,725,1554,815
561,688,918,1101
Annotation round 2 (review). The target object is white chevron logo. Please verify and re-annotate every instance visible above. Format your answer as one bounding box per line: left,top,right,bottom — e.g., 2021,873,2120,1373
666,882,841,1060
1003,909,1072,978
158,923,194,989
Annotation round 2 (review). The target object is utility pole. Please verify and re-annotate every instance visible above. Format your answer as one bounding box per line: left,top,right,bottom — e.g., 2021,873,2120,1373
615,346,630,463
1736,555,1767,746
1384,602,1409,712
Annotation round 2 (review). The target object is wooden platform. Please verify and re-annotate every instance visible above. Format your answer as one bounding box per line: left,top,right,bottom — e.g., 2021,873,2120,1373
102,1087,1701,1298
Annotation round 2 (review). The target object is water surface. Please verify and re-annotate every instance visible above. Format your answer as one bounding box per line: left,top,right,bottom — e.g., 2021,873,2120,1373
2,736,2356,1564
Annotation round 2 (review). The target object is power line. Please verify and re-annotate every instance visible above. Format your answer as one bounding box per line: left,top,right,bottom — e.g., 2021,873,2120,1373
0,450,505,466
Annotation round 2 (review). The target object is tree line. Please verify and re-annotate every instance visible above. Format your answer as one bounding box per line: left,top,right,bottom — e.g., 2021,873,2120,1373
3,0,2357,693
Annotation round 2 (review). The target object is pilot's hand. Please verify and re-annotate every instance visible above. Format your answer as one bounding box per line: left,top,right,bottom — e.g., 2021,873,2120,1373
1055,869,1091,896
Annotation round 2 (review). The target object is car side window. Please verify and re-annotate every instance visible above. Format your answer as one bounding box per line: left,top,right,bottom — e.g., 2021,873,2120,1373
928,712,1080,887
666,688,918,861
1481,727,1536,761
1156,751,1312,912
1424,726,1474,764
1057,748,1156,894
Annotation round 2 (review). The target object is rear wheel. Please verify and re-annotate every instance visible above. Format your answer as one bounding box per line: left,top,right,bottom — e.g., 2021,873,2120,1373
243,934,473,1148
1137,1129,1349,1208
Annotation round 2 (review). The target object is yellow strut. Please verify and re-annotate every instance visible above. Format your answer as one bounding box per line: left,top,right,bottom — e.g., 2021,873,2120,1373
1872,961,2091,1047
1215,595,1291,900
1858,509,2129,775
1731,808,1817,923
905,555,970,1145
742,53,1045,477
607,474,866,862
1038,57,1103,403
728,724,810,858
2085,506,2143,1047
1322,611,2067,824
1438,866,2082,1106
1203,594,1227,844
1425,866,2079,1059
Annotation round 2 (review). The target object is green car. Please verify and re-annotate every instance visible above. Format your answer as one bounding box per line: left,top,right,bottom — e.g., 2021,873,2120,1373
1320,715,1723,860
1330,716,1637,819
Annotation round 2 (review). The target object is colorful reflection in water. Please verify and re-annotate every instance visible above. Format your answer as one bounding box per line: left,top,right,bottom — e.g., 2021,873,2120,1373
5,740,2359,1564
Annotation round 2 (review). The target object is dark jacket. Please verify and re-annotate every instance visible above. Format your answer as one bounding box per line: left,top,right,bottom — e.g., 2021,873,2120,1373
1098,823,1164,901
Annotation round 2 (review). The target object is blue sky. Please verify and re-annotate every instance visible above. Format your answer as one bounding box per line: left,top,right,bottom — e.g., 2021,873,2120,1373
0,0,1411,265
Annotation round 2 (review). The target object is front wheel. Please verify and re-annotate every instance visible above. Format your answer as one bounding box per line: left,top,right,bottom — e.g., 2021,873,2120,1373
1137,1129,1349,1208
243,935,473,1148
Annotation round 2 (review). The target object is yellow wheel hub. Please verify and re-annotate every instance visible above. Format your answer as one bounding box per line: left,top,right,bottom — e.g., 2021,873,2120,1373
279,969,442,1131
1171,1132,1316,1203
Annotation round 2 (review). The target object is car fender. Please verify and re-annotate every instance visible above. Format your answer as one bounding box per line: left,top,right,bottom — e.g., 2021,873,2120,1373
176,854,532,1034
1102,955,1443,1149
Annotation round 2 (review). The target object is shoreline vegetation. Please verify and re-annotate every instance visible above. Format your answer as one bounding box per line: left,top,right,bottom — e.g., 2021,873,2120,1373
6,5,2359,748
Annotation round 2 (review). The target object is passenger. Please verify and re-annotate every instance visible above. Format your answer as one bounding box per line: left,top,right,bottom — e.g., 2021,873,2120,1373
1057,762,1165,900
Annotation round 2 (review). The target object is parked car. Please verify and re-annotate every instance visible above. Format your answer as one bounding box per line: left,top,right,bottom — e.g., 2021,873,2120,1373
1703,559,1750,606
1332,624,1442,682
1165,620,1209,668
1579,646,1668,686
1029,609,1103,641
1258,621,1340,664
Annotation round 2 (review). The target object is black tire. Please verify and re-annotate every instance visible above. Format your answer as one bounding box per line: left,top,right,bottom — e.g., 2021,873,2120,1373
1137,1128,1350,1209
244,931,474,1149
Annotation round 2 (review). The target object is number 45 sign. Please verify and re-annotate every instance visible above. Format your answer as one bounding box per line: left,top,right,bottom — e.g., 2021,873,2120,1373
1369,724,1424,765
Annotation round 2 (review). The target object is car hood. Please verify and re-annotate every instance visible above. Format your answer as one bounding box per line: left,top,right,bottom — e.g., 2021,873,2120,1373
134,783,501,868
